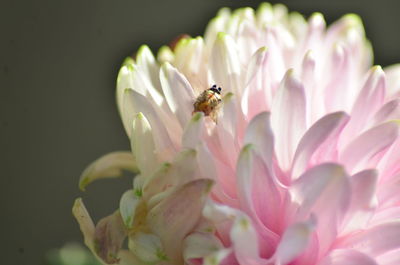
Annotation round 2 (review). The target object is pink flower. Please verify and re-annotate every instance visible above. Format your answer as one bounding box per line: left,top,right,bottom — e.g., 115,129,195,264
74,3,400,265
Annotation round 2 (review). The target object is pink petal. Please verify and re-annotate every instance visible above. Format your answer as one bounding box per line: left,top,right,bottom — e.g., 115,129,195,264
289,163,351,256
376,249,400,265
377,137,400,181
79,151,137,191
384,64,400,100
236,143,281,232
230,214,266,265
339,121,399,173
371,99,400,126
269,217,316,265
147,179,214,264
338,221,400,256
340,66,386,147
341,169,377,234
271,69,306,171
291,112,349,178
318,249,378,265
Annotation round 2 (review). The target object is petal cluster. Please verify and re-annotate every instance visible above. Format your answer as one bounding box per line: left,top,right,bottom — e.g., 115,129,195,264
74,3,400,265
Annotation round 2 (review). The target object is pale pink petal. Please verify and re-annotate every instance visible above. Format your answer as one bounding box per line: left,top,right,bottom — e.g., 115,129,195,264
230,214,266,265
340,66,386,146
384,64,400,100
182,112,205,149
318,249,378,265
244,112,274,173
237,144,281,232
338,221,400,256
135,45,162,92
122,89,176,158
142,149,198,201
289,163,350,255
147,179,214,264
377,137,400,181
376,174,400,209
371,99,400,126
159,62,195,127
377,249,400,265
131,112,157,176
291,112,349,178
79,152,137,191
217,93,239,168
339,121,399,173
271,69,307,171
341,169,377,234
210,32,242,96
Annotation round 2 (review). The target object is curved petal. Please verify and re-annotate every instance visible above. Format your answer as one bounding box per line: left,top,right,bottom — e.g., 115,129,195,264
268,217,316,265
147,179,214,264
318,249,378,265
183,232,223,264
339,221,400,256
376,249,400,265
72,198,95,252
119,189,141,229
79,152,137,191
289,163,350,255
210,32,242,96
94,211,127,264
271,69,307,171
128,232,167,263
131,112,157,176
291,112,350,179
182,112,205,149
339,121,399,173
160,62,195,127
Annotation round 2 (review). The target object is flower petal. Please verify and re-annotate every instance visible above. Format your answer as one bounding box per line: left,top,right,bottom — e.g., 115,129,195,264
384,64,400,100
341,169,377,234
271,69,307,171
79,152,137,191
318,249,378,265
94,211,127,264
122,88,176,159
371,99,400,126
339,121,399,173
269,217,316,265
289,163,350,255
130,112,157,176
183,232,224,264
376,249,400,265
291,112,350,178
182,112,205,149
340,66,386,146
72,198,96,252
119,189,141,229
136,45,161,93
230,214,266,265
129,232,167,263
338,221,400,256
160,62,195,127
147,179,214,264
143,149,198,201
210,32,242,96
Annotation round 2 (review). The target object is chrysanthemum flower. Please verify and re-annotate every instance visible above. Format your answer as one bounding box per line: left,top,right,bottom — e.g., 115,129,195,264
73,3,400,265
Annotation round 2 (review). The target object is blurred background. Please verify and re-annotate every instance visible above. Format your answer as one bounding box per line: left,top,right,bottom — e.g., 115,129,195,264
1,0,400,264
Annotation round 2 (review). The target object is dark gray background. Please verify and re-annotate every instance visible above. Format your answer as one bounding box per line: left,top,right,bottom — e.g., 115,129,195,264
1,0,399,264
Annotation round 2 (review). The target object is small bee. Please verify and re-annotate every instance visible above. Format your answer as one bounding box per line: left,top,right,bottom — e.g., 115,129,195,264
193,84,222,122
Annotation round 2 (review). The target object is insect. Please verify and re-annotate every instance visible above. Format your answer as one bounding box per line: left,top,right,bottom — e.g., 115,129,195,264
193,84,222,122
